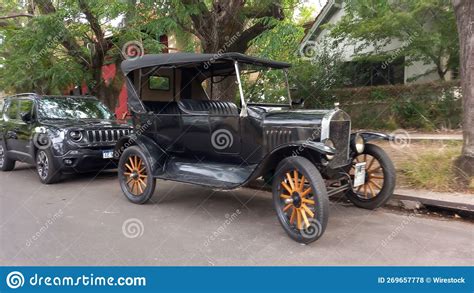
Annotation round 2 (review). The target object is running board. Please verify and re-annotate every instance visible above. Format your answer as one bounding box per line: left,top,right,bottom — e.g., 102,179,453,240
156,157,257,190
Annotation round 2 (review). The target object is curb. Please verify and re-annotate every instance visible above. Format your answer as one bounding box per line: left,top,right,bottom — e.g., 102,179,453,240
245,180,473,216
388,192,474,215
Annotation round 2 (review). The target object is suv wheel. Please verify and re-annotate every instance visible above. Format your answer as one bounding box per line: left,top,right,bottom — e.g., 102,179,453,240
344,143,396,210
272,156,329,244
36,149,61,184
0,143,15,171
118,146,156,204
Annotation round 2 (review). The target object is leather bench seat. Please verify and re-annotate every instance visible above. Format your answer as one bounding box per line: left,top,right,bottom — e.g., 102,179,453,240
178,100,239,115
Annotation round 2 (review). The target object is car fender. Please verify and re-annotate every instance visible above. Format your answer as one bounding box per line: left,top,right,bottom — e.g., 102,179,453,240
353,131,393,143
247,140,335,182
114,135,168,174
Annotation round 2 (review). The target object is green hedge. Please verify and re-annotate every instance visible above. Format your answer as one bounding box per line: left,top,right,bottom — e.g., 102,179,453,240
303,81,462,130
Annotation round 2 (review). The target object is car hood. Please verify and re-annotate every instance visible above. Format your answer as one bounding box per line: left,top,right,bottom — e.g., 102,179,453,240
40,119,131,129
251,107,332,127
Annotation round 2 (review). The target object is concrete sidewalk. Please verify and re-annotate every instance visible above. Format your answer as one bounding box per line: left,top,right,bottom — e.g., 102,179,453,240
392,188,474,213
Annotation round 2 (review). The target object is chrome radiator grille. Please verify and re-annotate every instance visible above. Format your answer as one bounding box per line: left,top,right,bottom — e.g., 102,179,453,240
329,120,351,167
86,129,131,143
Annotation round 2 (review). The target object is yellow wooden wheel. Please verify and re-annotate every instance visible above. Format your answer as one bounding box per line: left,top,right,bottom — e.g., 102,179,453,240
123,155,148,196
279,170,316,230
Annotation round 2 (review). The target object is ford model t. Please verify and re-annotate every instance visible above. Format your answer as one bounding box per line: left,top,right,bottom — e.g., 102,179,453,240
115,53,396,243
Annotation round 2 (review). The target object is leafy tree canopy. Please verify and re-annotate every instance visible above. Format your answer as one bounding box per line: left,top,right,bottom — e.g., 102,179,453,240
328,0,459,80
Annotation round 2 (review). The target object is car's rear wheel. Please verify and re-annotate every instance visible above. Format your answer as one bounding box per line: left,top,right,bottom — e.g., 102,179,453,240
118,146,156,204
344,143,396,210
36,149,61,184
0,143,15,171
272,156,329,244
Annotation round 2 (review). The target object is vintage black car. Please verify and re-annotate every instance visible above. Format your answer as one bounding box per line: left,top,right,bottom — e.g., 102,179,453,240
0,94,132,184
115,53,396,243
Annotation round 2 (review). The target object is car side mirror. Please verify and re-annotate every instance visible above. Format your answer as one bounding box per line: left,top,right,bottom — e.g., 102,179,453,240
20,112,33,123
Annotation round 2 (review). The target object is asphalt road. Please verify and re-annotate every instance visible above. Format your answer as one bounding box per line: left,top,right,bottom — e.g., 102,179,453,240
1,164,473,266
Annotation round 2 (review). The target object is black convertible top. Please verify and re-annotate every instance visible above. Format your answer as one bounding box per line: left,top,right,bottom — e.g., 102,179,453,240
121,52,291,75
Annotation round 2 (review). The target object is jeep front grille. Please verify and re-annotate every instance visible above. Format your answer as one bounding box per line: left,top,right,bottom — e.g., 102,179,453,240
328,120,351,168
86,129,130,144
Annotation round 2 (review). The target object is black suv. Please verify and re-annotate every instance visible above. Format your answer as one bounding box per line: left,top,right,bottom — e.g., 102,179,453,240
0,94,132,184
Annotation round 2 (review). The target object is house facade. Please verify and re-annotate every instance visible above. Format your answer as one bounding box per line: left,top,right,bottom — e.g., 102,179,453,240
300,0,450,87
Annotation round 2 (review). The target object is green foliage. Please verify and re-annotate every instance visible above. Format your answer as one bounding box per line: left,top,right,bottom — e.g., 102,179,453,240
322,81,462,130
328,0,459,80
400,143,462,192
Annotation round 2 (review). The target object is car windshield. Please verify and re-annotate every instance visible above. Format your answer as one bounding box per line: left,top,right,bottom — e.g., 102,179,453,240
239,65,290,105
37,97,113,120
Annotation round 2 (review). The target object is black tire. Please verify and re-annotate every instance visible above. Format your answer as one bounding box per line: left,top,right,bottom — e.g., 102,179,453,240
0,141,15,171
272,156,329,244
345,143,396,210
36,149,62,184
118,146,156,204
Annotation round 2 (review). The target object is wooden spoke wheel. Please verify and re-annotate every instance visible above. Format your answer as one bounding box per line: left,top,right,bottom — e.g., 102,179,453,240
344,144,396,210
350,153,385,199
119,146,156,204
123,155,149,196
272,156,329,244
279,170,316,230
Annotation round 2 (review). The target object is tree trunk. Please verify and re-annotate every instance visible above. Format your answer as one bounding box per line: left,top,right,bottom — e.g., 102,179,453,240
453,0,474,182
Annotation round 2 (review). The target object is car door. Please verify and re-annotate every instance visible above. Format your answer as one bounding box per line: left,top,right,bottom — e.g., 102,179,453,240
15,98,36,156
3,99,20,153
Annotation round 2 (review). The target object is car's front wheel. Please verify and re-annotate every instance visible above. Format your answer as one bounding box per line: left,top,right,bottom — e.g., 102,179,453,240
36,149,61,184
344,143,396,210
118,146,156,204
0,142,15,171
272,156,329,244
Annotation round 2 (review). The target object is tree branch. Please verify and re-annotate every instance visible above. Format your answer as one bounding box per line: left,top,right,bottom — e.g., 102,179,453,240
0,13,34,20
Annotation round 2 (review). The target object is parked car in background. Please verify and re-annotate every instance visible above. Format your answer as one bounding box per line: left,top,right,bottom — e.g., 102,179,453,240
114,53,396,244
0,94,133,184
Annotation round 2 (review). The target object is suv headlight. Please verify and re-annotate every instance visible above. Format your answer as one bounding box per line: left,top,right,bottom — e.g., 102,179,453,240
69,130,83,142
352,133,365,154
324,138,335,161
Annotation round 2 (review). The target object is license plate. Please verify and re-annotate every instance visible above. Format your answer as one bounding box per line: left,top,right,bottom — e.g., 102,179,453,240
353,162,366,187
102,150,114,159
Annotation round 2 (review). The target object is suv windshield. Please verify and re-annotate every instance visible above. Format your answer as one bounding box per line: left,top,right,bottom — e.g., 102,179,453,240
37,97,113,120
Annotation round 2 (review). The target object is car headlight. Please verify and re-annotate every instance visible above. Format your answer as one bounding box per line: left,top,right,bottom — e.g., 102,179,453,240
69,130,83,142
352,134,365,154
324,139,335,161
